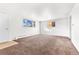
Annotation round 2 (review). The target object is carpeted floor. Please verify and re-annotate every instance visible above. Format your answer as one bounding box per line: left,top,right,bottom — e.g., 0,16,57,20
0,34,78,55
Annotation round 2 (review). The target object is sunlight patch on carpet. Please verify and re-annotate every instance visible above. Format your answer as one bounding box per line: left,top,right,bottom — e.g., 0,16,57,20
0,41,18,50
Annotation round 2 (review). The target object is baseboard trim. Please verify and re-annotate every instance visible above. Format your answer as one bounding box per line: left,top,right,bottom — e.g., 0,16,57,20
71,40,79,52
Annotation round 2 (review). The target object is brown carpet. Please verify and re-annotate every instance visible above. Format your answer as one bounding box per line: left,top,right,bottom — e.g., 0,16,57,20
0,34,78,55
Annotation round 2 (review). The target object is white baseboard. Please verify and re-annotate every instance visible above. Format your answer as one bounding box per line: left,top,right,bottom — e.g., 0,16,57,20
71,40,79,52
16,34,39,39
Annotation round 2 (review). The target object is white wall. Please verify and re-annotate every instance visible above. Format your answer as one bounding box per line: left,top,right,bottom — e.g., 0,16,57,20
70,4,79,52
0,4,40,41
40,17,71,38
9,11,40,40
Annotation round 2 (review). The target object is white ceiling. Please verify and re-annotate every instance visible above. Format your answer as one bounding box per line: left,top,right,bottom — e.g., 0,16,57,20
0,3,75,21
